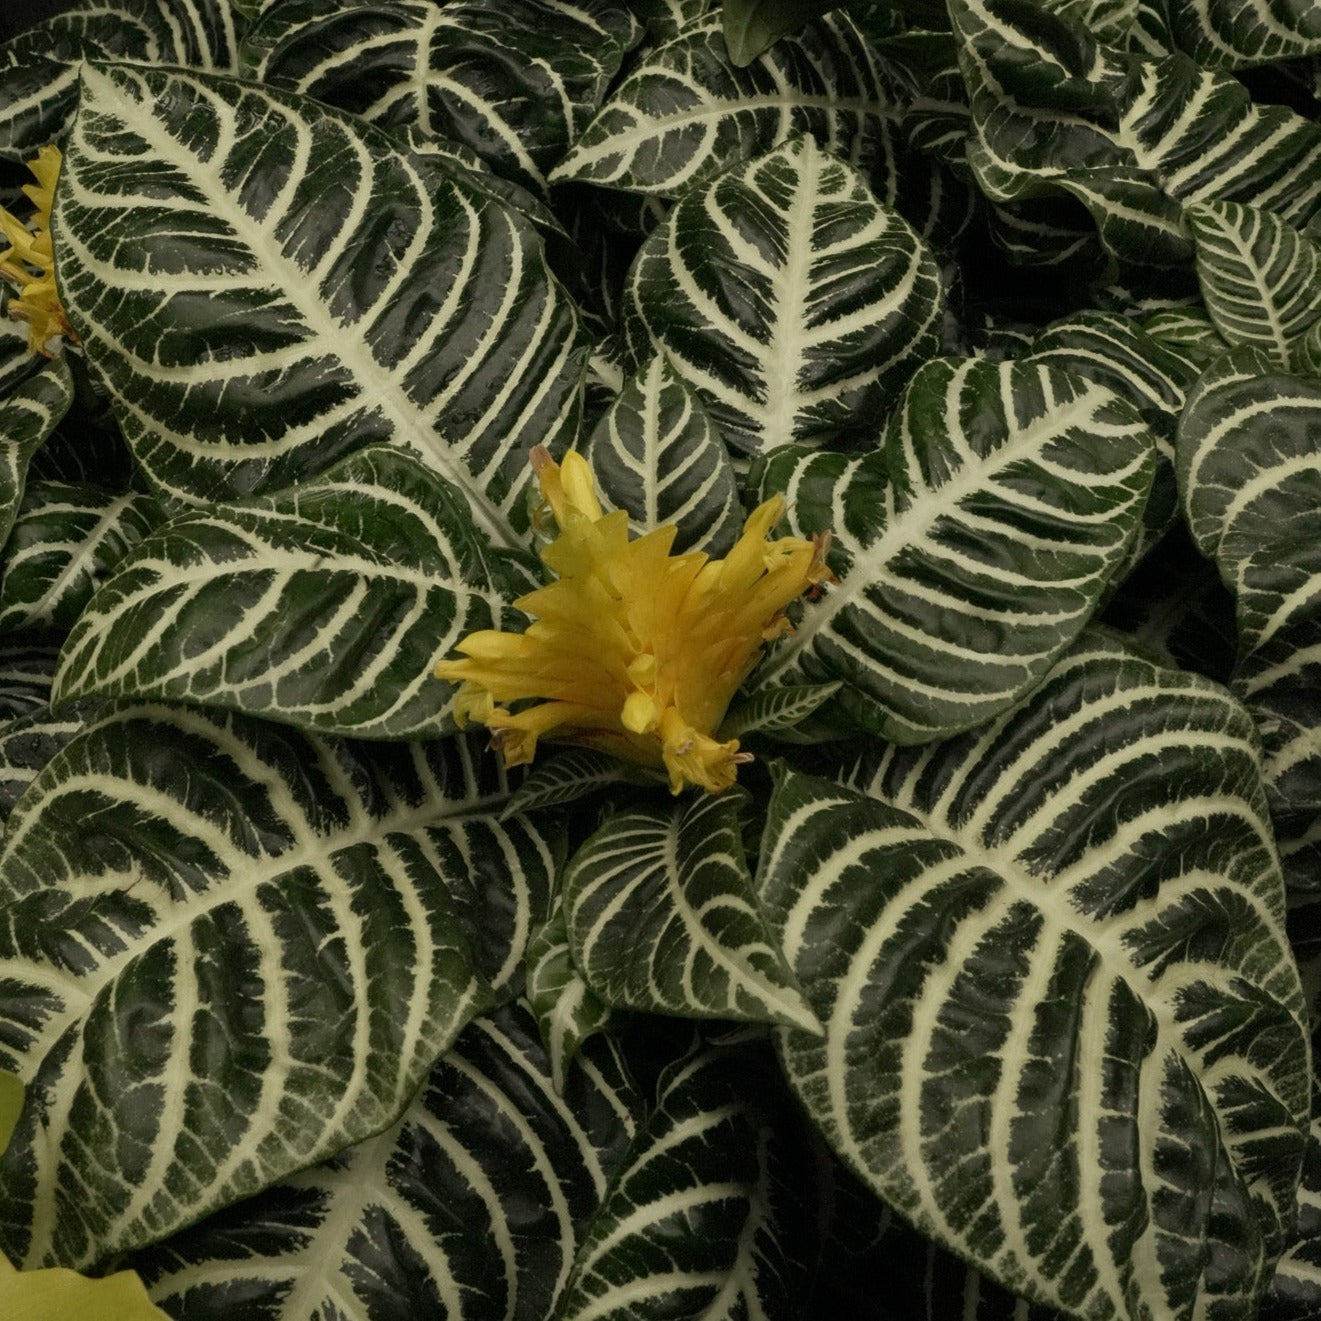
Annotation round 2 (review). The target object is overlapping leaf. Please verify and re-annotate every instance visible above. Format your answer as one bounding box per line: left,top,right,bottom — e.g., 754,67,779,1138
55,61,585,544
758,631,1310,1320
583,354,741,554
52,447,526,739
563,788,821,1031
130,1002,641,1320
551,11,902,196
1178,349,1321,813
0,481,164,634
623,134,943,456
0,709,556,1267
1160,0,1321,69
0,357,73,548
0,0,239,158
749,356,1155,743
1186,201,1321,369
245,0,641,194
951,0,1321,265
1263,1106,1321,1320
557,1045,816,1320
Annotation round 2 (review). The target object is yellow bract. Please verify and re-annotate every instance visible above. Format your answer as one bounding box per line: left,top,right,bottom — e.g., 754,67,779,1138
0,144,78,357
435,447,830,794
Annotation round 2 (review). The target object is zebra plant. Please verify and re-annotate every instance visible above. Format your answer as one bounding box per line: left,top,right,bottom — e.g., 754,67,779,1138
0,0,1316,1318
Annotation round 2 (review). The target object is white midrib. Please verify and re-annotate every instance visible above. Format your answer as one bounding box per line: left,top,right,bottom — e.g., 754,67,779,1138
78,65,518,547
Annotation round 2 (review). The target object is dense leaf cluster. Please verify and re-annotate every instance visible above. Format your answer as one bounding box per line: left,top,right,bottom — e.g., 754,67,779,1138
0,0,1317,1317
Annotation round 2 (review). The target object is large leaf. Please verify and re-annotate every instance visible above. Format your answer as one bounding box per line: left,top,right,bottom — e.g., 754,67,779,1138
1178,349,1321,813
0,481,164,635
51,447,525,739
0,710,556,1268
1159,0,1321,69
623,134,943,455
54,61,585,545
563,788,821,1031
556,1044,816,1320
0,0,239,159
951,0,1321,265
758,631,1310,1320
582,354,741,554
749,356,1156,743
0,358,74,550
244,0,642,194
129,1002,641,1320
551,11,902,196
1186,200,1321,369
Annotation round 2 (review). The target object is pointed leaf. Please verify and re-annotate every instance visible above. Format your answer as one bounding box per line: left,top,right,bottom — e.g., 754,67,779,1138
1187,200,1321,368
760,632,1310,1320
55,62,585,544
526,907,614,1093
583,354,741,554
0,711,556,1267
563,789,821,1032
623,135,943,455
502,748,632,819
717,680,841,740
0,482,164,635
130,1003,640,1321
1161,0,1321,69
0,358,73,549
52,447,523,740
750,357,1156,743
556,1045,815,1320
551,12,901,196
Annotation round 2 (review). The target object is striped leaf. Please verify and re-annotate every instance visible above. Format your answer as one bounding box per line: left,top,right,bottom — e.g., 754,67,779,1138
557,1045,816,1321
749,357,1156,744
0,358,73,549
0,709,556,1267
245,0,642,194
952,0,1321,265
717,679,841,740
563,789,821,1032
526,906,613,1092
0,0,239,159
0,323,42,398
0,482,164,635
502,748,632,819
1187,201,1321,369
550,12,901,197
1160,0,1321,68
758,632,1310,1320
623,134,943,456
1142,305,1231,366
1178,350,1321,812
1263,1106,1321,1320
0,699,101,825
582,354,741,555
129,1003,640,1321
52,447,524,740
0,639,60,721
55,62,585,545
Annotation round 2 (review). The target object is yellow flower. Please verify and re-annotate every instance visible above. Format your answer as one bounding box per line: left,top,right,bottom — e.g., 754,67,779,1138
435,447,831,794
0,144,79,357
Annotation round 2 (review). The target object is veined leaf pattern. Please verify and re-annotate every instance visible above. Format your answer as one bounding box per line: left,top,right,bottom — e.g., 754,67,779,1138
1178,350,1321,814
52,447,527,740
563,789,822,1032
623,135,943,456
0,358,74,550
1160,0,1321,68
759,632,1309,1320
750,357,1155,743
245,0,641,194
55,61,585,545
130,1003,641,1321
0,481,164,635
0,709,555,1267
951,0,1321,264
1186,200,1321,369
556,1045,816,1321
583,354,741,555
551,12,901,196
0,0,239,158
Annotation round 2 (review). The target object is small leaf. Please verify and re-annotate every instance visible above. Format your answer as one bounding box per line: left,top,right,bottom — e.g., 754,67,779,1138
564,788,821,1031
717,680,841,739
501,748,632,819
722,0,839,66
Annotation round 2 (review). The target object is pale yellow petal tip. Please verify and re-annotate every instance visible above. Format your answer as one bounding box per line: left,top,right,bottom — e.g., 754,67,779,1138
0,143,79,358
433,452,829,794
0,1254,170,1319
